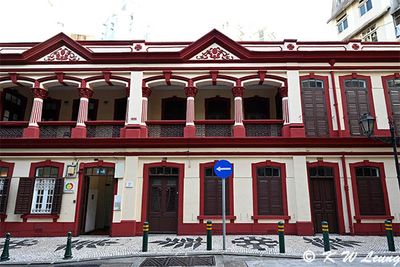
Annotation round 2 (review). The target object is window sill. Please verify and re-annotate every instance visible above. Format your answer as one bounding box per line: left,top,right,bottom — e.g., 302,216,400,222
197,215,236,223
0,214,7,222
354,215,394,223
252,215,291,222
21,214,59,222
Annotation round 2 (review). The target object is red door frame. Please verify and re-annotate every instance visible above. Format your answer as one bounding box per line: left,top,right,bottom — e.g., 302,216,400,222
141,161,184,234
74,160,115,236
307,160,345,234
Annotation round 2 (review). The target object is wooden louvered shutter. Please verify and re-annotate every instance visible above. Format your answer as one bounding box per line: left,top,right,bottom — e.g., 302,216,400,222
0,178,11,214
345,81,369,136
204,169,230,215
14,178,35,214
51,178,64,214
388,80,400,133
257,167,283,215
301,81,329,137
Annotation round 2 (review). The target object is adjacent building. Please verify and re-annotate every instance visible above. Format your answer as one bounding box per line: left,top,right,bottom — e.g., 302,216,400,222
0,30,399,237
328,0,400,41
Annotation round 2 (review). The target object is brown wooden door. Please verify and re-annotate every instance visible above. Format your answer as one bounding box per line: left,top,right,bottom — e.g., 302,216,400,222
309,167,339,233
301,80,329,137
148,176,178,233
344,79,369,136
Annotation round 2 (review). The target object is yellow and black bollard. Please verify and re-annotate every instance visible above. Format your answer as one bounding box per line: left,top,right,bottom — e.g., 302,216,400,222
278,221,285,253
206,221,212,251
142,221,149,252
322,221,330,252
63,232,73,260
0,233,11,261
385,220,395,252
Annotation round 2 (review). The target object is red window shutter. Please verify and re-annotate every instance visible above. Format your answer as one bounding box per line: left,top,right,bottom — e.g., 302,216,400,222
14,178,35,214
0,178,11,214
51,178,64,214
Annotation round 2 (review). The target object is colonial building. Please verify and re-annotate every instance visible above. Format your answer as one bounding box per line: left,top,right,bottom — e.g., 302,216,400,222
0,30,399,237
328,0,400,41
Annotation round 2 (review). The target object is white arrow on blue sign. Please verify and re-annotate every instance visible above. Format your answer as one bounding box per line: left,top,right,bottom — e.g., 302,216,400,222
214,160,233,179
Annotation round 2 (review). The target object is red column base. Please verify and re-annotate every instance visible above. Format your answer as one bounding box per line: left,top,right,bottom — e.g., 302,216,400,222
184,125,196,138
71,126,87,138
282,123,306,137
120,125,142,138
23,126,40,138
296,221,314,235
233,125,246,137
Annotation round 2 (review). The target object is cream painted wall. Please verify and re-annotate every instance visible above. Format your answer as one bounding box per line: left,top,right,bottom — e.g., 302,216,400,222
47,85,125,121
370,73,390,129
147,86,280,120
2,155,400,230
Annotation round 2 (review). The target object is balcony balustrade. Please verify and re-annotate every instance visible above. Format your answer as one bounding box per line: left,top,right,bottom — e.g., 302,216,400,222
195,120,234,137
86,120,124,138
147,120,185,138
38,121,75,138
244,120,284,137
0,121,27,138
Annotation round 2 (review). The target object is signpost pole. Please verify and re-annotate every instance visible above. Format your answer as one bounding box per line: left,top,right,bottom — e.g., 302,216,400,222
222,178,226,250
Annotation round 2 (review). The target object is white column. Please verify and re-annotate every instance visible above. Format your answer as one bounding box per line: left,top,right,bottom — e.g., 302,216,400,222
232,86,244,126
127,72,143,126
287,70,303,124
184,86,197,126
28,88,47,126
76,88,93,126
293,156,312,221
140,87,152,126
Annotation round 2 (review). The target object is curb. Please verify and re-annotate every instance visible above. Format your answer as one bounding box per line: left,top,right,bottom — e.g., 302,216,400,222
1,250,399,265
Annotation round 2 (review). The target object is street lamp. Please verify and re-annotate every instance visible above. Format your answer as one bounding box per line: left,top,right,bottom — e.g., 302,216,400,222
359,113,400,190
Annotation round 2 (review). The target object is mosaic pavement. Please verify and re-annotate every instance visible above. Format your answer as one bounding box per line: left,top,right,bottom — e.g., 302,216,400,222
0,235,399,264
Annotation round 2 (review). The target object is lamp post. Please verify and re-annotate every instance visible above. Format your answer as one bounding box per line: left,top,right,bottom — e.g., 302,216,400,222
359,113,400,191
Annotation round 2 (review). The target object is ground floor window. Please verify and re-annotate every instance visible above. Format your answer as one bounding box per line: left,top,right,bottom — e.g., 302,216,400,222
0,162,14,215
15,161,64,215
252,161,287,218
350,161,391,219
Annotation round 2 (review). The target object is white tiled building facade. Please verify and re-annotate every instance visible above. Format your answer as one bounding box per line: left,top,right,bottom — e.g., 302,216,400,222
0,30,399,237
328,0,400,41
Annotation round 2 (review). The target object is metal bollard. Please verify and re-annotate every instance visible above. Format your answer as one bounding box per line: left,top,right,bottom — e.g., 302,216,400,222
322,221,330,252
278,221,285,253
63,232,73,260
0,233,11,261
206,221,212,251
385,220,396,252
142,221,149,252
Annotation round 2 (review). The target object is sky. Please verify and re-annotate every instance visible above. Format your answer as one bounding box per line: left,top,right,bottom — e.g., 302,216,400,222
0,0,337,42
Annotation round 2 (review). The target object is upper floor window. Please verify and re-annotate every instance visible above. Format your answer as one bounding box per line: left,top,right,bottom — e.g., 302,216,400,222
359,0,372,16
337,15,348,33
361,25,378,41
2,89,27,121
244,96,270,119
393,9,400,38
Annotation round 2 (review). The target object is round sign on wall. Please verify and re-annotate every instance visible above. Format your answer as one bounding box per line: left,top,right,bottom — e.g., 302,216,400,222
213,160,233,179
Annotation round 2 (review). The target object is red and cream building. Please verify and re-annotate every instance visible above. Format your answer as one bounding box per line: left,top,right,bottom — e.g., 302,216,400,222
0,30,399,237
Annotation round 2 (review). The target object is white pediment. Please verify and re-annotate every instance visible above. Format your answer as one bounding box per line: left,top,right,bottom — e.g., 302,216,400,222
190,44,239,60
37,46,86,62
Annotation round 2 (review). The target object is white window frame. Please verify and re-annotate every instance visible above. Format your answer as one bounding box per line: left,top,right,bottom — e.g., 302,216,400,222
30,178,56,214
359,0,372,17
361,25,378,41
337,16,348,33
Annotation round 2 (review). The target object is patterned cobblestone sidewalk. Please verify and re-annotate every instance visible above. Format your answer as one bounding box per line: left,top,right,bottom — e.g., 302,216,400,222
0,235,399,264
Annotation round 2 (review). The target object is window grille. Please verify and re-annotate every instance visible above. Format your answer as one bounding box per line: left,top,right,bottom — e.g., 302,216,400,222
31,178,56,214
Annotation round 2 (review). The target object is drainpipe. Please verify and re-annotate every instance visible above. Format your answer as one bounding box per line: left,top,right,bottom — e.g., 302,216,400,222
341,155,354,235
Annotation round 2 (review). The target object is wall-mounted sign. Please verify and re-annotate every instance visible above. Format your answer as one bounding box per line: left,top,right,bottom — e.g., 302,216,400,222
125,180,134,188
63,181,75,193
66,164,77,178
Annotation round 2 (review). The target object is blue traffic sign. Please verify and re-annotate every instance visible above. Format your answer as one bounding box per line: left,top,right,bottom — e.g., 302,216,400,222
214,160,233,179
